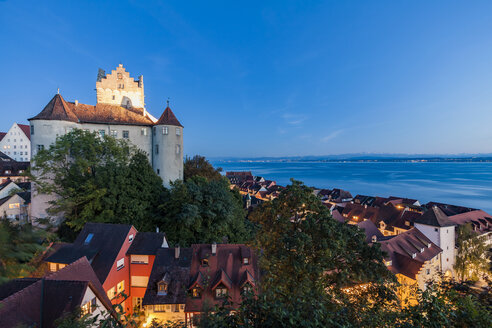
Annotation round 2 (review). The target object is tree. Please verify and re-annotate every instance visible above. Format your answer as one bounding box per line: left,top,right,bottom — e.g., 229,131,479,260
0,220,52,283
198,179,399,328
454,223,490,282
158,176,251,246
184,155,223,181
30,130,166,237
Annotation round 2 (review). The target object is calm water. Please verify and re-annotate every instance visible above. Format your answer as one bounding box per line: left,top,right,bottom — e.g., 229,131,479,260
212,161,492,213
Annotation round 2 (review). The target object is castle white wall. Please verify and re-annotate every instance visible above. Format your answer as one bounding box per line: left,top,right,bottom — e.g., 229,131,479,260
152,125,183,188
415,223,455,275
0,123,31,161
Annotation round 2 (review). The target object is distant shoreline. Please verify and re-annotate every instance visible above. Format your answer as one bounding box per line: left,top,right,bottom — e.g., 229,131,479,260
214,157,492,163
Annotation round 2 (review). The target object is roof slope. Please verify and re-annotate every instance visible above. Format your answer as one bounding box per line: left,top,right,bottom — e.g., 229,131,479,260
29,94,155,126
414,206,455,227
18,124,31,140
0,132,6,142
45,223,133,283
127,231,167,255
143,248,192,306
156,106,183,127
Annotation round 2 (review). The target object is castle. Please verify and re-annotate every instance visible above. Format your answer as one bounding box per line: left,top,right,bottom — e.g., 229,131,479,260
29,64,184,221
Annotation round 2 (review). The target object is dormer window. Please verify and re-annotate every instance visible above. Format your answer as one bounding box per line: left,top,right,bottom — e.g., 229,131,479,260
371,235,377,243
242,283,253,294
157,282,168,295
215,285,228,299
191,288,201,298
201,258,209,267
412,253,416,259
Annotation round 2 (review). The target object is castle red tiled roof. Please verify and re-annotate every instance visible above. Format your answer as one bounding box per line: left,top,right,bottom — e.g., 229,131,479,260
156,106,183,127
29,94,155,126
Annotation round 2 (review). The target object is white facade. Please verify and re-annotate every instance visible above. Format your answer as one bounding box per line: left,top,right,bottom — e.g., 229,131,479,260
415,223,456,275
153,124,184,188
0,123,31,161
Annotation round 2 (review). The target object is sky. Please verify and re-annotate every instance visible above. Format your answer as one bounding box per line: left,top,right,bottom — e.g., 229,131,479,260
1,0,492,157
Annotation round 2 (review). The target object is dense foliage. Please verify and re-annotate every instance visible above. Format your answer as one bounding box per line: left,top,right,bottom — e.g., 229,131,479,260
0,220,52,283
454,222,489,281
30,130,165,237
158,176,251,246
184,155,223,181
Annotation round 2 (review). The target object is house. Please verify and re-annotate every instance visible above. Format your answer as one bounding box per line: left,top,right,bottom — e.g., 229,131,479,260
378,228,442,305
28,64,184,222
0,191,30,222
44,222,167,313
414,206,456,276
0,257,115,327
126,231,169,314
0,123,31,162
185,244,259,327
447,210,492,246
0,151,29,184
142,247,193,325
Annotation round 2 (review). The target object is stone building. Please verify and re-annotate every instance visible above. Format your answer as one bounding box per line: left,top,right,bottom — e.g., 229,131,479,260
28,64,184,222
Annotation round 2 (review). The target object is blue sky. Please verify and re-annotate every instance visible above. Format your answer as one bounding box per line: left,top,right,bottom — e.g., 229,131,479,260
1,0,492,157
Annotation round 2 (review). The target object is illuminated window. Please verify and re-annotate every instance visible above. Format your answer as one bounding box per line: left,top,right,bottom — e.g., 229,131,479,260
9,203,20,209
191,288,201,298
242,284,253,294
155,304,166,312
81,298,97,315
131,276,149,287
133,297,143,311
215,285,228,299
131,255,149,264
117,280,125,294
158,282,168,295
49,262,57,272
107,286,116,299
111,130,117,137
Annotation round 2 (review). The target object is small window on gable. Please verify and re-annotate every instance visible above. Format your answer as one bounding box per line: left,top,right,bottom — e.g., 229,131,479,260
201,258,208,267
215,285,228,299
242,283,252,294
191,287,201,298
84,233,94,245
117,258,125,270
129,234,134,242
158,282,168,295
243,257,249,265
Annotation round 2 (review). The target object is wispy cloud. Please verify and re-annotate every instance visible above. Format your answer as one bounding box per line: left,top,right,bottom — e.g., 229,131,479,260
321,129,344,142
282,113,308,125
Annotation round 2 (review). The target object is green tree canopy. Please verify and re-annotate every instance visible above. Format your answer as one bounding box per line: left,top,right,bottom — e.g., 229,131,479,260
184,155,223,181
30,129,166,237
158,176,251,246
454,223,490,282
0,221,52,283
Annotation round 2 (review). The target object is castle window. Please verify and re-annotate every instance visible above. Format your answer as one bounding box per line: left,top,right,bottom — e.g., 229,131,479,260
176,145,181,154
155,145,159,154
111,130,117,138
176,128,181,136
98,130,105,138
37,145,44,151
153,127,156,136
157,169,160,175
141,128,147,136
112,95,115,100
117,73,123,79
163,127,168,135
123,130,129,139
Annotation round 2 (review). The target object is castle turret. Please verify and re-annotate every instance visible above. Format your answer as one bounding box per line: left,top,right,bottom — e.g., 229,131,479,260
153,103,183,187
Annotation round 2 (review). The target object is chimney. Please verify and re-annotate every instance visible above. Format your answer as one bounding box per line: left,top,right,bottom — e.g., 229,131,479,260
211,242,217,255
75,100,78,106
175,246,180,259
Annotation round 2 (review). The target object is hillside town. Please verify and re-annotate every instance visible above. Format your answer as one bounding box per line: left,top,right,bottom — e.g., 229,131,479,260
0,64,490,328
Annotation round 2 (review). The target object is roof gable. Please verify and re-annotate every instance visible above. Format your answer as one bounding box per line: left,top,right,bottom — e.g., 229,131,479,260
415,206,455,227
29,94,79,123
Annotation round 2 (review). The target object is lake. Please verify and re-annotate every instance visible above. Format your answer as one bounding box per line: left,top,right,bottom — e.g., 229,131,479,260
212,161,492,213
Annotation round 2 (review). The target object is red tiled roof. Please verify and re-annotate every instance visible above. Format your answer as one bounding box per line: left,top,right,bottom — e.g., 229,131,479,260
29,94,155,126
185,244,259,313
0,132,6,142
448,210,492,233
18,124,31,140
156,106,183,127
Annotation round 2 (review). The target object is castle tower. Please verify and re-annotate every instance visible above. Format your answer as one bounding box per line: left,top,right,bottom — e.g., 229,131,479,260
96,64,145,110
153,103,184,188
414,206,456,277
